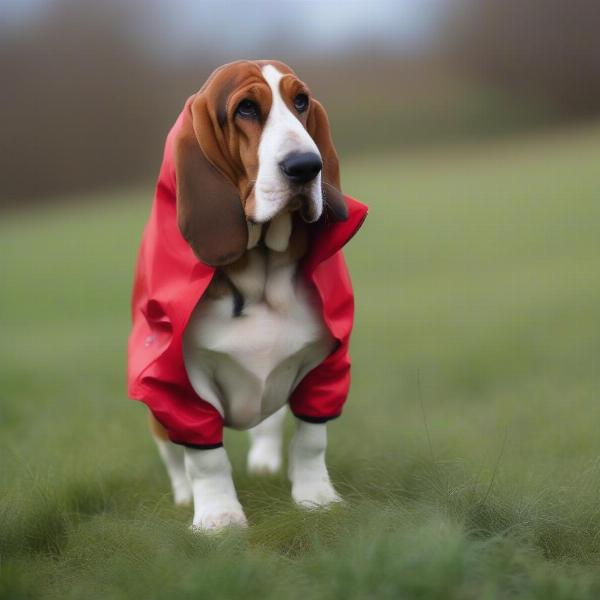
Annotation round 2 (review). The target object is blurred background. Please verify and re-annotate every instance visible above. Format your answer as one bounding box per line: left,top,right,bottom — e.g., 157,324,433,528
2,0,599,208
3,2,600,595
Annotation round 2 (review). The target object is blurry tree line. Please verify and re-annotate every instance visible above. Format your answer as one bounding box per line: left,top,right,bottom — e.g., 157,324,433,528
1,0,599,207
446,0,600,116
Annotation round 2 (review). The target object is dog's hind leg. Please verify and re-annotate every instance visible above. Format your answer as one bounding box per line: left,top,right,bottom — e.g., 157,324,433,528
288,419,341,507
149,413,193,506
247,405,287,475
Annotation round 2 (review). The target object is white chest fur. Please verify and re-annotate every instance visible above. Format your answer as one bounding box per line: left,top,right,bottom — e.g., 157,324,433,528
183,240,334,430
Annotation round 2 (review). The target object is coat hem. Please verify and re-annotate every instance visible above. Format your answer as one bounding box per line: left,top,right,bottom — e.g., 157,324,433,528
173,441,224,450
292,412,342,424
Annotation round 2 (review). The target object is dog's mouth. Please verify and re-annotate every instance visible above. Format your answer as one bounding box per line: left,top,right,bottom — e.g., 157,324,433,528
243,180,322,225
287,193,320,223
245,198,322,226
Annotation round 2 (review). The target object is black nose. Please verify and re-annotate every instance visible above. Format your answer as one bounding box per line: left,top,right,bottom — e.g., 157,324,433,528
279,152,322,184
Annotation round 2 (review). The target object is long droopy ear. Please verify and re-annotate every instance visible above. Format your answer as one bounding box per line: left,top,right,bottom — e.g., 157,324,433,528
307,100,348,222
174,96,248,267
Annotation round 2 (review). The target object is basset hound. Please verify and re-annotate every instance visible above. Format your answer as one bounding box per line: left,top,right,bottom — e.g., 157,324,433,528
128,60,368,531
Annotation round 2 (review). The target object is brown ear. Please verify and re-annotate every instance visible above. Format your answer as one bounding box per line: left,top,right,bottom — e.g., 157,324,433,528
308,100,348,222
174,97,248,267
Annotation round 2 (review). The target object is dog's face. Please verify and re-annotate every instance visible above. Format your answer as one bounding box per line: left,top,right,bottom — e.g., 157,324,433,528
174,60,347,267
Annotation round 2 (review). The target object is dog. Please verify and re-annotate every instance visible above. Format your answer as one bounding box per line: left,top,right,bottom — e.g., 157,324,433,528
127,60,368,531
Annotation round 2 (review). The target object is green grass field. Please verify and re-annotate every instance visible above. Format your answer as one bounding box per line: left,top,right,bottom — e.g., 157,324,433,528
2,125,600,599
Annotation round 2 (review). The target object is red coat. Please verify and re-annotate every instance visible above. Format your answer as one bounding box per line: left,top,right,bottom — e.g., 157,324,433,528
127,109,368,447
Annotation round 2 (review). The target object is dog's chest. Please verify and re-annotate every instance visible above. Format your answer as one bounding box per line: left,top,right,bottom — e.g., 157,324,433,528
183,249,334,429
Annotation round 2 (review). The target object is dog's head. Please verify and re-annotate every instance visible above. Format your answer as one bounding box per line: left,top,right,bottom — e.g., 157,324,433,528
174,60,347,267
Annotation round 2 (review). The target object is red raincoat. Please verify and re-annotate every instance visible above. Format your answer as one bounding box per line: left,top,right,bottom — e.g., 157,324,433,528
127,108,368,447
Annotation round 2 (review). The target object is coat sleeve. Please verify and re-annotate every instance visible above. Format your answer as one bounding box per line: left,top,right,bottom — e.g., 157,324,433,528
133,375,225,448
288,343,351,422
288,251,354,422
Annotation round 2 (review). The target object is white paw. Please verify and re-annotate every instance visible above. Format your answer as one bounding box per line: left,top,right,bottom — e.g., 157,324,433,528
247,442,282,475
191,507,248,533
292,478,342,508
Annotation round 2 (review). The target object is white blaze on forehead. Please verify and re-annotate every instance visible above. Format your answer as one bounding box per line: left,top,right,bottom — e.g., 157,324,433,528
260,64,319,159
252,64,322,223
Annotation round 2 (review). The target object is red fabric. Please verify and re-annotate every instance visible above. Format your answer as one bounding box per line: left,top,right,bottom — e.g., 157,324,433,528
127,108,368,446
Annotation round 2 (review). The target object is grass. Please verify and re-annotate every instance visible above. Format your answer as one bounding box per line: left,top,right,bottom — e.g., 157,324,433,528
2,123,600,599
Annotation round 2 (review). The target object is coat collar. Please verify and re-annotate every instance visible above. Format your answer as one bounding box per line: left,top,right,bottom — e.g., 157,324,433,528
302,195,368,274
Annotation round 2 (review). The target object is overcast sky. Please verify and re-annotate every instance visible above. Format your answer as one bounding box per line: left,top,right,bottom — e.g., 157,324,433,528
1,0,445,59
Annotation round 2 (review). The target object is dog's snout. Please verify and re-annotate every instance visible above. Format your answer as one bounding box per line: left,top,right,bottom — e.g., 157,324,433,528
279,152,322,184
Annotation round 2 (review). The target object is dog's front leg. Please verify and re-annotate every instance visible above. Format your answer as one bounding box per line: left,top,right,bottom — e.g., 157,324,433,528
288,419,342,507
184,446,247,531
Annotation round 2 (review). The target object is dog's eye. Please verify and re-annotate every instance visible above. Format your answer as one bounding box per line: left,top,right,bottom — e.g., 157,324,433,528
236,99,258,119
294,93,309,113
